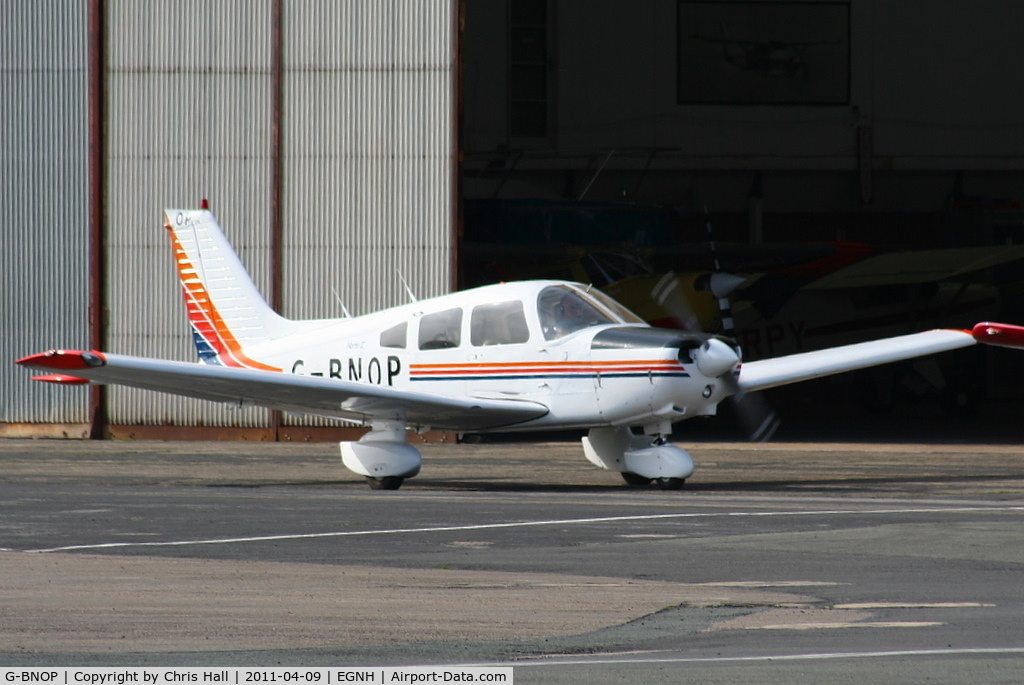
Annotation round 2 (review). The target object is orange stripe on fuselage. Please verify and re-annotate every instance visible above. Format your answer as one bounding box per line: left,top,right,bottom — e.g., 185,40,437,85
166,224,280,372
410,360,681,369
410,360,683,375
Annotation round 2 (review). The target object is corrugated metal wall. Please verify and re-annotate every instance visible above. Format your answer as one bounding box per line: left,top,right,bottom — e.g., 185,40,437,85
281,0,456,428
104,0,275,427
283,0,455,321
110,0,455,429
3,0,456,433
0,1,90,430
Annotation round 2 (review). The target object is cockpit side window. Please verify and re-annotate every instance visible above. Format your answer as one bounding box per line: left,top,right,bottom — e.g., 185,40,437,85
471,301,530,346
537,286,613,340
380,322,407,349
418,308,463,350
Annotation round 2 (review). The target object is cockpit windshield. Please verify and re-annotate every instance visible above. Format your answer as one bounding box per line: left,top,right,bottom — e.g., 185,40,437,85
537,285,644,340
585,287,646,325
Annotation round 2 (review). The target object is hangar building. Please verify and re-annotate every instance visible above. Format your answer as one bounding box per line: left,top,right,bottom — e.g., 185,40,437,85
4,0,1022,439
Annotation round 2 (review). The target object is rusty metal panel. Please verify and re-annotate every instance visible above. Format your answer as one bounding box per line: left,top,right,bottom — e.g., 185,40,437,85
0,1,90,426
104,0,275,427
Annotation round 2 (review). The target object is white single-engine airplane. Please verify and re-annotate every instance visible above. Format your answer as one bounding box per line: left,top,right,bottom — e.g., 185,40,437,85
17,207,1024,489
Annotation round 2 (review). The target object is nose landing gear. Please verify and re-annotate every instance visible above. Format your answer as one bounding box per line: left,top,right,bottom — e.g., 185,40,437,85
583,426,694,490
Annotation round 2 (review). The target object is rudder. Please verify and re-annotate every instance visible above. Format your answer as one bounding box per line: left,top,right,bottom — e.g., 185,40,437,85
164,207,287,370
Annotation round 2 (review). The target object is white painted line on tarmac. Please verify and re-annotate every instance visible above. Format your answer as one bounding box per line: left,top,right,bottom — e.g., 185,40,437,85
743,621,946,630
835,602,994,609
700,580,844,588
22,504,1024,554
499,646,1024,668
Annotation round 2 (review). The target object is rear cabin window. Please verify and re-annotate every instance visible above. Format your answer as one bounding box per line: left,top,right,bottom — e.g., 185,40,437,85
471,301,530,346
380,322,407,349
418,308,463,350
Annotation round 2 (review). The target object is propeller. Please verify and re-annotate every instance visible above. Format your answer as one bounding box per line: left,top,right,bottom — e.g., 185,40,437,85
720,372,780,441
701,208,780,442
648,210,780,441
688,334,777,440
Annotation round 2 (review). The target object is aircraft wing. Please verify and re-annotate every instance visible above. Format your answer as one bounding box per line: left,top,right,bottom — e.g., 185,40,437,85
805,245,1024,289
16,350,549,432
737,328,977,393
735,321,1024,392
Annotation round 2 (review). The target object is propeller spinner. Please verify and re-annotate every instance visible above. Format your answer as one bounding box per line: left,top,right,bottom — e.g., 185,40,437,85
693,337,741,379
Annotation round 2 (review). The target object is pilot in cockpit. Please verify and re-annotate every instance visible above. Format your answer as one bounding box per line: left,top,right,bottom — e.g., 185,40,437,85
539,287,604,340
559,294,589,330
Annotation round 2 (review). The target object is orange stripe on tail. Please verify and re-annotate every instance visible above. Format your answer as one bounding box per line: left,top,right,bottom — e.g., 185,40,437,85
165,222,281,372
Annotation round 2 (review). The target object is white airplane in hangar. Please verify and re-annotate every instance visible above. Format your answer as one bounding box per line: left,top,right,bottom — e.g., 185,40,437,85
17,205,1024,490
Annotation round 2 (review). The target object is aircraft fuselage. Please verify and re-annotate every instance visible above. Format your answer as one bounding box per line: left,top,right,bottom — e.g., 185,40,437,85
243,281,731,432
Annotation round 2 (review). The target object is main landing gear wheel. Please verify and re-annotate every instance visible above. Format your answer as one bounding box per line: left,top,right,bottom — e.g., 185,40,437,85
366,476,404,490
621,472,653,487
621,473,685,489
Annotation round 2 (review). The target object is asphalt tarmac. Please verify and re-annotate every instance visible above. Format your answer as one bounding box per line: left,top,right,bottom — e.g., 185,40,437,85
2,411,1024,683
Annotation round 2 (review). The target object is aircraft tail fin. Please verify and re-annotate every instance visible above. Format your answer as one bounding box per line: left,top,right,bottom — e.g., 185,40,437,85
164,206,289,370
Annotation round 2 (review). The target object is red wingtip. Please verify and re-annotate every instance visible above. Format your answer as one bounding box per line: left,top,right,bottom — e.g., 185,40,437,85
972,322,1024,350
16,349,107,371
32,374,91,385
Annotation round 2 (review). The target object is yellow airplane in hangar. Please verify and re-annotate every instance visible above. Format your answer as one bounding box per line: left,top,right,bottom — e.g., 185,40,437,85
17,205,1024,490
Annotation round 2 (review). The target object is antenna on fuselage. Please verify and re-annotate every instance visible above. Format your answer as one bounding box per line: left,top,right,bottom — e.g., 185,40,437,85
396,270,418,303
330,286,353,318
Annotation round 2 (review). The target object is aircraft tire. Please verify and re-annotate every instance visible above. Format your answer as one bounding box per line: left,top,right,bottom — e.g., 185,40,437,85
655,477,685,490
621,472,653,486
366,476,404,490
